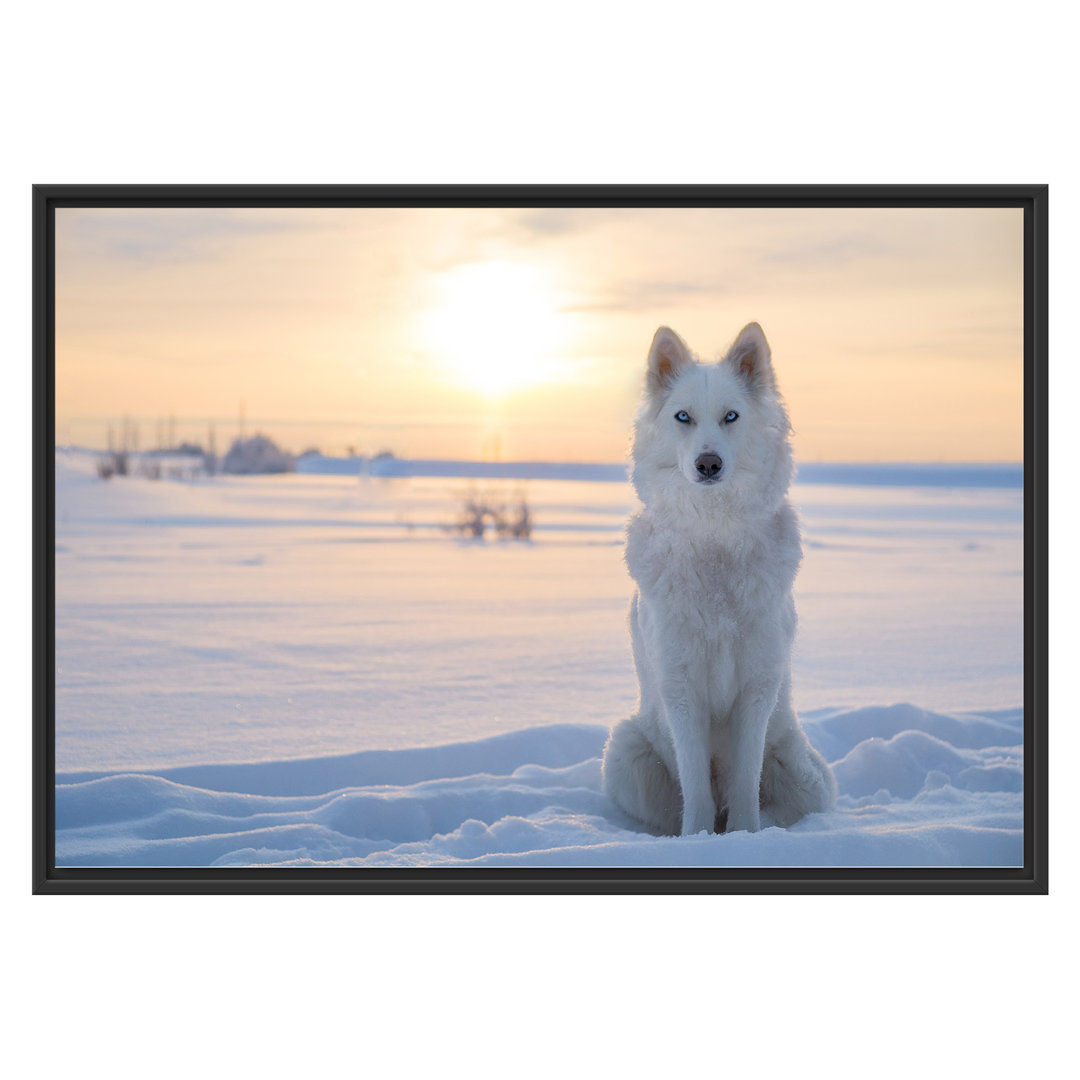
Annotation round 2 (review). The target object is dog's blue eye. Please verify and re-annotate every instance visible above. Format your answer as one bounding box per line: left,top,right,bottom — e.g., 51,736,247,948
724,411,739,423
674,410,691,424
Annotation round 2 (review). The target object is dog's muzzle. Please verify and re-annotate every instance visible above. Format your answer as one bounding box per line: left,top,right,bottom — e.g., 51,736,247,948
695,452,723,481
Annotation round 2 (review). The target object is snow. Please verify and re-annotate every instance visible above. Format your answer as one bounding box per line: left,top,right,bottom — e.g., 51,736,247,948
53,450,1024,868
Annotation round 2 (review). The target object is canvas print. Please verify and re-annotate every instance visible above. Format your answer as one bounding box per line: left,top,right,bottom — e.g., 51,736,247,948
50,201,1026,872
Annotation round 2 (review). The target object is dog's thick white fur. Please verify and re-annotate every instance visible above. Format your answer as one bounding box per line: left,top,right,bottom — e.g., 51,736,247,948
602,323,836,836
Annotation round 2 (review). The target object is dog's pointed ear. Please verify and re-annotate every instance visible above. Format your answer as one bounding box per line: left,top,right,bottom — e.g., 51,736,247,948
646,327,693,397
727,322,774,391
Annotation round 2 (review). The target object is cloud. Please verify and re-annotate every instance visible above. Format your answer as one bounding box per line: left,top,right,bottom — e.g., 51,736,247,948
561,277,725,313
515,209,587,236
59,208,317,266
758,231,900,268
513,207,647,240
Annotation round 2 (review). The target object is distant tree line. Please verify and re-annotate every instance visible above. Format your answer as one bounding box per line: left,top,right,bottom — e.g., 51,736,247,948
97,432,296,480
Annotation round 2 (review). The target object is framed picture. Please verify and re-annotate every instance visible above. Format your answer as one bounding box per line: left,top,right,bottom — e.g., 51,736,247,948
33,184,1047,893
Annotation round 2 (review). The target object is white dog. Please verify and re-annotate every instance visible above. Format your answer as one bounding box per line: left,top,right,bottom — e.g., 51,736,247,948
602,323,836,836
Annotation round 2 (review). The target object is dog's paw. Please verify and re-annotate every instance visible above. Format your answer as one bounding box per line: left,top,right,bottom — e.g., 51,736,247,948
724,806,762,834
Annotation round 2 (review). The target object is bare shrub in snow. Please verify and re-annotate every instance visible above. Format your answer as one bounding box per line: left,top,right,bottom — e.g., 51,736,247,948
502,497,532,539
96,451,129,479
452,486,532,540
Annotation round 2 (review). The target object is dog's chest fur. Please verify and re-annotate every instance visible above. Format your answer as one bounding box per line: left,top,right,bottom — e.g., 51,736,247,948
625,500,800,647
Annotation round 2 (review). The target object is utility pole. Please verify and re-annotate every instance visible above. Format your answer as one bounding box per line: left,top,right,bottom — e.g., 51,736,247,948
206,420,217,476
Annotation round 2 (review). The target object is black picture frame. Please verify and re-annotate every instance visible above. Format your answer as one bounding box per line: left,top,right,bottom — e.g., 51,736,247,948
33,183,1048,894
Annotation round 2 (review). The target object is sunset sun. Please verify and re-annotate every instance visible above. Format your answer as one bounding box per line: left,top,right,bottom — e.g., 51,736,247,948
422,260,566,398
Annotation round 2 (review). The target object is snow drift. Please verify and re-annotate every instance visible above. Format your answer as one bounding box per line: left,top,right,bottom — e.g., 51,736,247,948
55,703,1022,868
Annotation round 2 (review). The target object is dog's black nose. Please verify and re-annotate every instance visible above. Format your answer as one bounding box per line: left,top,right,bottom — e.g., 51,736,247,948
695,453,723,479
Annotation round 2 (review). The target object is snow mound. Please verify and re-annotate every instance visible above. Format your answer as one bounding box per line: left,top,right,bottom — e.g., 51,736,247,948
56,705,1023,869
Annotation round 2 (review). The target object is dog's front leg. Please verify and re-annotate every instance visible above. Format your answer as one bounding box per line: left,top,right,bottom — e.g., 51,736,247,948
725,681,780,833
662,674,714,836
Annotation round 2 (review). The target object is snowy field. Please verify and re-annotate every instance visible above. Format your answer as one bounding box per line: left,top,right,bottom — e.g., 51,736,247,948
53,451,1024,869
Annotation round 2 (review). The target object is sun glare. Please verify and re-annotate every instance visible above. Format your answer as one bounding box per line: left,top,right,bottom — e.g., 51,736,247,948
422,261,567,398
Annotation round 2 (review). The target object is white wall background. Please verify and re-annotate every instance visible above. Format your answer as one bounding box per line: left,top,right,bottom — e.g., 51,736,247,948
5,3,1072,1076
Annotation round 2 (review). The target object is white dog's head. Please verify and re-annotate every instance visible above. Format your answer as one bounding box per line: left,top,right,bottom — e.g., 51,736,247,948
631,323,793,513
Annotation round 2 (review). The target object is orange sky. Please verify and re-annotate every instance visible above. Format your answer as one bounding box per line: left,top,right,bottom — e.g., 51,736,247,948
54,205,1024,462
